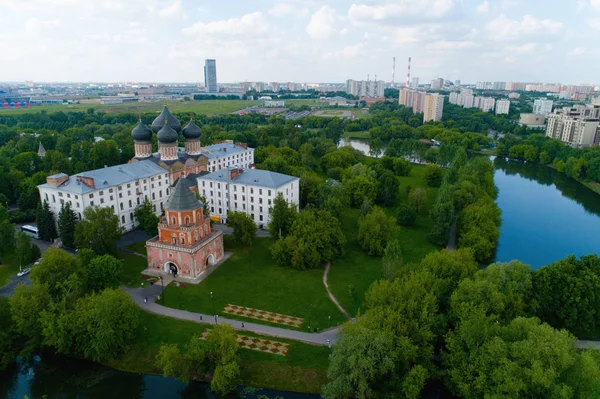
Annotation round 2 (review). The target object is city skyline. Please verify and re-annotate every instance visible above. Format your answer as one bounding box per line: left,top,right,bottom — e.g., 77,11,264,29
0,0,598,84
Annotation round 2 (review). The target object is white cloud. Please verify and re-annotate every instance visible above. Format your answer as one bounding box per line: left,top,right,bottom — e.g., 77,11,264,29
486,14,562,41
306,6,341,39
587,17,600,30
592,0,600,11
269,3,308,18
24,18,60,34
476,0,490,14
182,12,268,37
505,42,537,54
158,0,181,17
324,43,364,59
348,0,457,24
426,40,480,51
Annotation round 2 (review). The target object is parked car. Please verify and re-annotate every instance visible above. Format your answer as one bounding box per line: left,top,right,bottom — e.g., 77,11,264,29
17,268,31,277
34,259,41,265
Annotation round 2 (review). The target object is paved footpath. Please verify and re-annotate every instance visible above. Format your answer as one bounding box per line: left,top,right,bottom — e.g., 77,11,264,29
124,285,341,346
323,262,353,321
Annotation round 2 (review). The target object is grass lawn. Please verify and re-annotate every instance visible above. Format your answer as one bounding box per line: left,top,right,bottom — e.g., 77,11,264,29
125,241,147,255
327,164,442,316
0,252,19,288
162,236,348,331
107,309,331,393
118,252,150,288
342,131,371,139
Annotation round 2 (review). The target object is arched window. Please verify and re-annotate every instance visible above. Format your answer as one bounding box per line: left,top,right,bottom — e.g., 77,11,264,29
185,216,190,224
171,236,176,244
121,215,125,224
130,213,134,222
180,234,185,245
197,211,201,220
194,231,199,241
172,217,176,225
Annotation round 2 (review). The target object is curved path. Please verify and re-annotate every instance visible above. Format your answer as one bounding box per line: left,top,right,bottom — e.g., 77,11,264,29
124,285,341,346
323,262,353,321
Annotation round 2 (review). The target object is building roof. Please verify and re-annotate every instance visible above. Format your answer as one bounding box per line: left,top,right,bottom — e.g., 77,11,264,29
132,121,153,142
199,142,252,160
157,121,179,143
151,106,181,133
198,168,298,189
182,120,202,139
38,160,166,194
165,178,202,211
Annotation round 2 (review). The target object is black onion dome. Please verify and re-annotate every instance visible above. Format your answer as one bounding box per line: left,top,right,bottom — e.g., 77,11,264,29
151,106,182,133
182,120,202,139
157,121,179,143
131,121,152,141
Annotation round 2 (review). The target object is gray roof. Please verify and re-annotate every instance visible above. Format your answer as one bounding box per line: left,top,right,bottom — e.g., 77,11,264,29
200,142,253,160
165,178,202,211
38,160,166,194
198,168,298,189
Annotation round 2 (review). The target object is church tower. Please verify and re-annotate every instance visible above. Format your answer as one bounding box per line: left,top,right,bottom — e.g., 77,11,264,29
152,106,182,162
131,121,152,159
146,179,224,279
183,117,202,156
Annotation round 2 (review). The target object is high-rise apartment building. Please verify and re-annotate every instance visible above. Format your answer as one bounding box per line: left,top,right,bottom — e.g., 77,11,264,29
411,77,419,88
412,91,427,114
430,78,444,90
533,99,554,115
463,94,475,108
423,94,444,123
496,99,510,115
482,97,496,113
399,89,414,107
454,80,461,86
204,59,217,93
346,79,385,98
449,92,459,105
546,105,600,147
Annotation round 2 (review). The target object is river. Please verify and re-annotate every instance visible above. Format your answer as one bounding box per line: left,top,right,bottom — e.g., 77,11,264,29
340,138,600,269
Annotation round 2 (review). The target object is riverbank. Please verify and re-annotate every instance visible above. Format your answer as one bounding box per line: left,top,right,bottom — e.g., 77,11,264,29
106,309,331,394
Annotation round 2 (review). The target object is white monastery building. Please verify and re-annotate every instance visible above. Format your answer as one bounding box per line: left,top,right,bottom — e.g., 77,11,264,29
197,168,300,228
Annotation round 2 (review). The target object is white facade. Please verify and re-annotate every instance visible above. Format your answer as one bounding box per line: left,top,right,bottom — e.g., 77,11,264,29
463,94,475,108
546,105,600,147
496,99,510,115
201,142,255,173
430,78,444,90
38,161,168,232
345,79,385,98
198,169,300,228
423,94,444,123
533,99,554,115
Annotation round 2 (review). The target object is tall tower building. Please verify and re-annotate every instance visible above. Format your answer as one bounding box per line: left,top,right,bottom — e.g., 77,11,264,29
204,59,217,93
423,94,444,123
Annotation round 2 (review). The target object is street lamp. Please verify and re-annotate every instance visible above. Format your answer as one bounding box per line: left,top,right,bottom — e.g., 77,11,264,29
328,315,331,328
210,291,216,323
308,303,313,332
327,339,331,349
159,275,165,304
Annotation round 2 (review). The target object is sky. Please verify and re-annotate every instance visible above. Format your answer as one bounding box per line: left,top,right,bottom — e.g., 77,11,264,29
0,0,598,84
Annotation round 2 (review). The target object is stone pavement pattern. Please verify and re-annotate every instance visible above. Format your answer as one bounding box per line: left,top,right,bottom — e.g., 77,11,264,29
200,329,289,356
223,304,303,327
124,285,340,346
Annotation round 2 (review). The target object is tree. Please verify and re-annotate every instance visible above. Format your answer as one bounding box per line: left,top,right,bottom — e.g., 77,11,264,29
18,180,40,211
31,248,83,301
134,197,159,237
36,200,58,242
58,288,138,362
428,198,454,246
0,205,15,260
271,210,346,270
323,323,396,399
375,169,399,206
58,201,78,249
155,344,190,383
396,204,416,226
15,232,38,268
89,140,120,169
451,261,534,323
205,324,240,394
382,239,403,281
0,298,19,370
533,254,600,338
424,164,443,187
358,207,398,256
85,255,124,292
344,175,379,207
445,310,600,399
408,188,427,213
9,284,52,343
268,193,297,238
227,211,256,246
458,196,501,263
75,206,121,256
393,158,412,176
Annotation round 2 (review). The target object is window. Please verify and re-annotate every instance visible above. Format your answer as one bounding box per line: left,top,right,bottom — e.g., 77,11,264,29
171,237,176,244
109,195,113,201
152,193,156,200
58,192,63,197
75,195,78,199
242,195,246,201
120,203,124,210
251,205,254,211
153,205,156,212
89,193,94,199
234,194,237,200
202,181,205,187
109,188,114,193
242,186,245,193
211,207,214,212
99,191,103,195
243,204,246,210
135,181,139,186
118,186,122,191
159,190,162,197
67,193,71,198
137,198,140,205
260,206,263,212
60,199,64,205
45,193,48,201
100,198,104,204
219,208,222,214
130,213,134,221
172,217,176,224
259,198,263,204
127,183,131,188
143,179,147,184
90,201,94,206
76,202,80,208
250,197,254,203
234,185,237,192
268,190,271,196
268,199,271,205
121,215,125,224
260,215,263,221
129,200,132,208
128,190,131,196
259,189,262,195
111,205,114,211
119,193,122,198
210,182,213,188
250,188,254,194
217,183,220,189
185,216,190,224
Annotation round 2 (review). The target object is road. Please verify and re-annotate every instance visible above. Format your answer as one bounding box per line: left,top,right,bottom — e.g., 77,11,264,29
124,285,340,346
0,274,32,297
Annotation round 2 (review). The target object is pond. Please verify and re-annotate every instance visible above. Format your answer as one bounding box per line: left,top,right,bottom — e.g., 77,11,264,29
0,354,317,399
493,158,600,269
337,138,600,269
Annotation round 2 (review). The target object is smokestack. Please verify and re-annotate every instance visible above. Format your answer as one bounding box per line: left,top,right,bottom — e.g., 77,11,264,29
406,57,411,88
392,57,396,86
